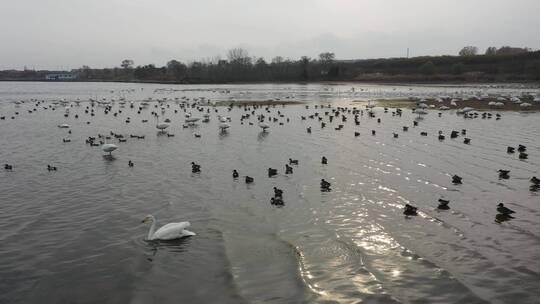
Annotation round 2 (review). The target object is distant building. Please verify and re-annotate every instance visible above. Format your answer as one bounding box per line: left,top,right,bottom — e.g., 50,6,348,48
45,73,77,80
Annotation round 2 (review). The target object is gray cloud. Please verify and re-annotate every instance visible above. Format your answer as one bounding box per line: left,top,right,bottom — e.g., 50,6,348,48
1,0,539,69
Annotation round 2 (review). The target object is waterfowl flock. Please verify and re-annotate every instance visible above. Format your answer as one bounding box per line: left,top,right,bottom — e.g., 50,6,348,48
1,86,539,241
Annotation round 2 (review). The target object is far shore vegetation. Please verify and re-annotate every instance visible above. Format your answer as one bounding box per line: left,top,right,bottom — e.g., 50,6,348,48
2,46,540,84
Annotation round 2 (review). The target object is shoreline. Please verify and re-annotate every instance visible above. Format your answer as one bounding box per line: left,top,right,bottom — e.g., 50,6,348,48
373,98,540,111
1,79,540,87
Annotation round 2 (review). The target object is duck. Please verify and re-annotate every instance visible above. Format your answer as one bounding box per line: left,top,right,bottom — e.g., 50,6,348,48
531,176,540,185
270,197,285,206
463,138,471,144
63,138,71,143
47,165,57,171
437,199,450,210
371,130,376,136
142,215,195,241
321,156,328,165
507,147,515,154
191,162,201,173
403,204,418,216
128,160,134,167
320,179,331,191
268,168,278,177
194,133,201,138
285,164,293,174
497,203,515,215
498,169,510,179
245,176,254,183
518,145,527,152
452,175,462,184
273,187,283,198
4,164,13,170
289,158,299,165
519,152,528,159
232,170,239,178
420,131,428,136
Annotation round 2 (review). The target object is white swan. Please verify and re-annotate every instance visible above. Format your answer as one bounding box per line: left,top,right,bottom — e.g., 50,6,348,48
219,122,230,131
102,143,118,155
142,215,195,241
259,122,270,131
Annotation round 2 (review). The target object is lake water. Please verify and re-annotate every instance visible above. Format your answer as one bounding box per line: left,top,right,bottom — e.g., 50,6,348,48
1,82,539,304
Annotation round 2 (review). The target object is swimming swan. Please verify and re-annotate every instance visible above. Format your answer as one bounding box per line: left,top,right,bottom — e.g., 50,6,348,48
142,215,196,241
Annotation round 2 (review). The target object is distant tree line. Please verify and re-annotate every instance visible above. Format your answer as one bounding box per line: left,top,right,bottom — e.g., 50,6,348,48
459,45,532,56
1,47,540,83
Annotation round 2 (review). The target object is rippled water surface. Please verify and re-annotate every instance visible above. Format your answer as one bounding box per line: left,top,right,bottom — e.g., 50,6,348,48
1,82,539,304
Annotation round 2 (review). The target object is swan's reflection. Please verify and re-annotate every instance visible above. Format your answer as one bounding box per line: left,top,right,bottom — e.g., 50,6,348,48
102,155,116,161
258,131,269,141
145,237,193,260
219,130,229,139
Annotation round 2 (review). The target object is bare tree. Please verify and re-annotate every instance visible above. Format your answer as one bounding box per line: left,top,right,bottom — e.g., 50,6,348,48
458,46,478,56
121,59,134,69
318,52,335,62
271,56,284,64
227,48,251,65
485,47,497,55
300,56,310,80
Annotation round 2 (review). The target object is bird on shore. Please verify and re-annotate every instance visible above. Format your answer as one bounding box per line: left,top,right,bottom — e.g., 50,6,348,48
321,156,328,165
519,152,528,159
289,158,299,165
403,204,418,216
47,165,57,171
142,215,195,241
245,176,254,184
518,145,527,152
437,199,450,210
507,147,515,153
232,170,239,178
128,160,134,167
531,176,540,185
4,164,13,170
452,175,462,184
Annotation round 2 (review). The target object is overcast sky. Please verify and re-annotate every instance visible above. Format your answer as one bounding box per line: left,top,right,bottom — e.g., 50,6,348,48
1,0,539,70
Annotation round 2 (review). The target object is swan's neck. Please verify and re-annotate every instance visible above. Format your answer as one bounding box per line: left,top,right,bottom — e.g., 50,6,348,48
147,220,157,240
